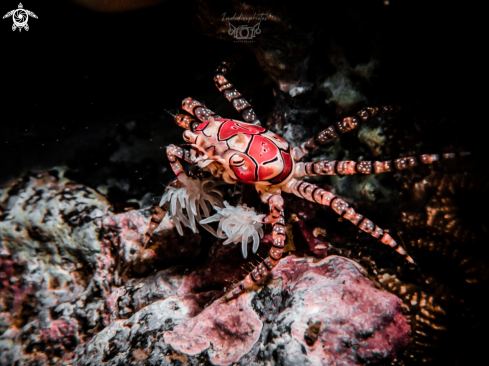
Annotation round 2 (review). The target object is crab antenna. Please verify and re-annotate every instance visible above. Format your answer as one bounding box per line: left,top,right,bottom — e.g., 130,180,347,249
163,109,176,118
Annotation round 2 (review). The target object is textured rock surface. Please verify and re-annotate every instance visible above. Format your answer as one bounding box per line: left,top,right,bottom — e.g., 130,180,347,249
74,256,409,366
259,256,410,366
0,170,111,365
0,171,410,365
0,170,197,365
3,2,486,364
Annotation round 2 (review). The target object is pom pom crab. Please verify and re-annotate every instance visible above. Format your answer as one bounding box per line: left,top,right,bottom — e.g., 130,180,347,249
145,61,468,301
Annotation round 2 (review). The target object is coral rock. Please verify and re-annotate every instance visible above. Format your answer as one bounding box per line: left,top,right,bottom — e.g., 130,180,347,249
0,171,410,365
77,255,409,366
262,256,410,365
164,294,262,365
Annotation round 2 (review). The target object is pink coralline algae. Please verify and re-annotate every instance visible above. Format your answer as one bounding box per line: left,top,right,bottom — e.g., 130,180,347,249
160,255,410,366
267,256,410,365
0,170,410,366
75,255,409,366
164,294,263,365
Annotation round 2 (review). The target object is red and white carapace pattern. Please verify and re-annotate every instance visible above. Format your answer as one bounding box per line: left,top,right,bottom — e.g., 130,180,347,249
192,118,293,185
144,61,468,302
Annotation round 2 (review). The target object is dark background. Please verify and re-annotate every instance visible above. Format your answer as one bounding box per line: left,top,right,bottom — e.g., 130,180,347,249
1,0,484,190
1,0,229,200
0,0,487,364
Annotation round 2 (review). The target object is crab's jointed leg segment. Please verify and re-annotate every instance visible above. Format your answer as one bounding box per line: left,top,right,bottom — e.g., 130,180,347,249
143,205,166,247
181,98,221,123
283,178,414,263
292,106,398,161
166,145,192,178
214,62,260,125
223,193,285,301
252,194,286,280
174,113,200,132
294,153,470,178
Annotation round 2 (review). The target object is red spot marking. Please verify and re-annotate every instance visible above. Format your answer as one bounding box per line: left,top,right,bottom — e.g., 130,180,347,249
248,135,282,181
270,150,293,183
248,135,279,165
230,153,257,182
218,120,265,140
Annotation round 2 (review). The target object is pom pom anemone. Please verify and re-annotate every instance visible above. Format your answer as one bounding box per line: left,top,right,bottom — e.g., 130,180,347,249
200,201,265,258
160,176,223,235
160,177,265,258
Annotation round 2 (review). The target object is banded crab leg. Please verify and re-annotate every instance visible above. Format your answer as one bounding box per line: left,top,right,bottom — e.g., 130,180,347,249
214,61,260,125
143,145,194,245
222,192,285,301
283,178,415,263
294,153,470,178
292,106,398,161
181,97,221,123
143,205,166,247
166,144,193,178
145,109,211,245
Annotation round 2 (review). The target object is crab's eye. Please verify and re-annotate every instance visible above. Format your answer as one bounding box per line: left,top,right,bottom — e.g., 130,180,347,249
183,130,197,143
229,153,256,181
230,154,245,167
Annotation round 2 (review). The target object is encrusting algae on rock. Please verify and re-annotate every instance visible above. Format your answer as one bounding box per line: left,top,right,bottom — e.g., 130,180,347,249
0,169,411,365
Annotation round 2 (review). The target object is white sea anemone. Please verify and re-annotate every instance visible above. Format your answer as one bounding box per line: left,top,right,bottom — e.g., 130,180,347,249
200,201,265,258
160,176,223,235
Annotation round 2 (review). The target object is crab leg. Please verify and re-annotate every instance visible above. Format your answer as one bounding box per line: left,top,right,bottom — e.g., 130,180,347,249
172,113,201,132
223,193,285,301
283,178,415,263
181,98,221,123
146,143,194,245
214,62,260,125
166,144,193,178
149,145,198,246
294,153,470,178
143,205,166,247
292,106,398,161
